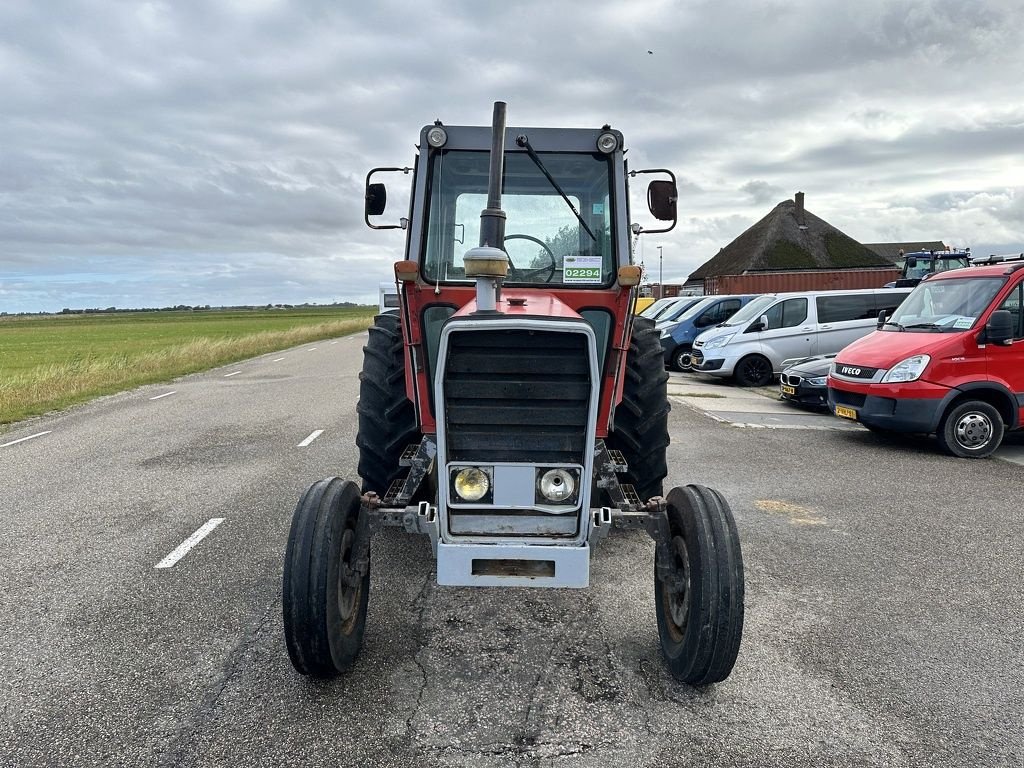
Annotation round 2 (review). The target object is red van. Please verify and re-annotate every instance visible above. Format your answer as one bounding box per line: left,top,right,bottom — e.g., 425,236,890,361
828,255,1024,458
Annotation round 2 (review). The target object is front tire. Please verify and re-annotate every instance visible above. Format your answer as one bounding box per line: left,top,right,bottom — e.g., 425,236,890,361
356,313,421,495
283,478,370,678
733,354,773,387
655,485,744,685
937,400,1004,458
607,316,670,501
671,344,694,372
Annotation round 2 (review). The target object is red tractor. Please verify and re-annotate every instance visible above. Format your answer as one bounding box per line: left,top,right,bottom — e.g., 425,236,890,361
283,103,744,685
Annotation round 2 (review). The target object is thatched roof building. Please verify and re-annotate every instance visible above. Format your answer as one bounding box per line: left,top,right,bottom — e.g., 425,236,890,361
687,193,890,289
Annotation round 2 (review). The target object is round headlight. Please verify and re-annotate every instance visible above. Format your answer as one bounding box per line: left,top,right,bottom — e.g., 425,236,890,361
453,467,489,501
596,132,618,154
539,469,576,502
426,126,448,148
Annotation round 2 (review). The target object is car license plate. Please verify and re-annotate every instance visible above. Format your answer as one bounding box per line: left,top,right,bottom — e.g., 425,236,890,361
781,384,796,395
835,405,857,420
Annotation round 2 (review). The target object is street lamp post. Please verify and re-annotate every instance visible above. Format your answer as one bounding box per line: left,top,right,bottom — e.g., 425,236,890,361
656,245,664,298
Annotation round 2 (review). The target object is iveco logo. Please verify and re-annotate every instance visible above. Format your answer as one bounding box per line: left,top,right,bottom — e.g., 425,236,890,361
841,366,862,376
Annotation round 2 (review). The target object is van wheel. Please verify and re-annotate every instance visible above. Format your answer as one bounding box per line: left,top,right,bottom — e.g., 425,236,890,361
733,355,772,387
937,401,1004,458
672,345,694,372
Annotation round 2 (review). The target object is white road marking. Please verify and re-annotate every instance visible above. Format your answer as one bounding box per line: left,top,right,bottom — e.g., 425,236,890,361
150,391,176,401
273,357,285,362
155,518,225,569
307,347,318,352
0,431,52,448
224,371,242,377
330,341,338,345
298,429,324,447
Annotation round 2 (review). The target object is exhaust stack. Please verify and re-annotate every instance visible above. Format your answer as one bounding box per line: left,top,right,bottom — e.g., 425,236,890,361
464,101,509,312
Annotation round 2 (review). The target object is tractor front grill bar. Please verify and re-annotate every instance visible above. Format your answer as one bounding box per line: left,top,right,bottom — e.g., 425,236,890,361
443,328,592,465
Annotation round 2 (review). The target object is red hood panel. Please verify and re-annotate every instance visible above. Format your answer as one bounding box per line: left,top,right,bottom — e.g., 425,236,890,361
836,330,964,368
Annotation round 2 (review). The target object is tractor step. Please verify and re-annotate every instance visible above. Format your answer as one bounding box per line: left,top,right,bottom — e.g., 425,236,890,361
620,483,642,507
607,449,628,473
398,444,420,466
383,478,406,506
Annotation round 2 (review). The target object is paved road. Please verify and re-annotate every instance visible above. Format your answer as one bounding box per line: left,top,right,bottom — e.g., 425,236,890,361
2,334,1022,767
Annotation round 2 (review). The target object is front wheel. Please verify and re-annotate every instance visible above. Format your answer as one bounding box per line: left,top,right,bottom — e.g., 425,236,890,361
283,478,370,678
655,485,744,685
672,344,694,372
937,400,1004,458
733,354,773,387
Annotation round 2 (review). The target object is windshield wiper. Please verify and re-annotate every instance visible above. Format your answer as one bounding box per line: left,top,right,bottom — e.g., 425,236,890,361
904,323,942,331
883,320,906,331
515,135,596,242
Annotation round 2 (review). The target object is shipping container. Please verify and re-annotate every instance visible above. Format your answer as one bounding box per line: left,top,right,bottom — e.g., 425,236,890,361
703,268,900,295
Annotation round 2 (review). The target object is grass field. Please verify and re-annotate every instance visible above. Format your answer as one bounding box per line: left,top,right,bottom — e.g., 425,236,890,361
0,306,375,425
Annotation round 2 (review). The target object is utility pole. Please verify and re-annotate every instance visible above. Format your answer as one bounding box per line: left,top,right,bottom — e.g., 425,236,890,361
657,245,664,298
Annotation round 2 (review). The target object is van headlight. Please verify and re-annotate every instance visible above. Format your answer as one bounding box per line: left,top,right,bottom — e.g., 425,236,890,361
881,354,930,383
702,333,734,350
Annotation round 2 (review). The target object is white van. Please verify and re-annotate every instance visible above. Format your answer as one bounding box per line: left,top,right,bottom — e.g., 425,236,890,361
690,288,911,386
379,281,400,314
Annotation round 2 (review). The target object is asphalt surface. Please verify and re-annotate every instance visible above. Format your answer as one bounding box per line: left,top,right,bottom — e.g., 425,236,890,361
2,333,1022,767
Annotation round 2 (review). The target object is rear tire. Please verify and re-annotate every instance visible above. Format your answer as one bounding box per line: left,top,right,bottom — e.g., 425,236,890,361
655,485,744,685
356,313,421,495
937,400,1004,458
671,344,694,372
283,478,370,678
733,354,773,387
607,316,670,501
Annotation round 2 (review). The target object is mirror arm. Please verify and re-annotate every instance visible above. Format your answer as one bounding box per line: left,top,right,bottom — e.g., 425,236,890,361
365,166,412,230
629,168,678,235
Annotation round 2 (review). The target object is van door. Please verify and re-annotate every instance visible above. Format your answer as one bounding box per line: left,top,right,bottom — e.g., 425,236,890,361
814,293,877,352
755,297,812,368
986,279,1024,427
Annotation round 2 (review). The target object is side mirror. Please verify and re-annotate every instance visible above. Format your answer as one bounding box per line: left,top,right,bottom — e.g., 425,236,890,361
877,309,887,329
365,183,387,217
647,180,677,221
747,316,768,333
906,257,917,268
986,309,1014,345
365,166,412,230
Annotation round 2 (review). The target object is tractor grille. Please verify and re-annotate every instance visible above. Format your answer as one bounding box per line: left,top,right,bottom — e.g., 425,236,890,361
442,328,592,465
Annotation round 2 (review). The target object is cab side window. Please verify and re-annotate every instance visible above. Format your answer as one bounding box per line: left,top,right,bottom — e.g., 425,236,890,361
763,298,808,330
997,283,1023,339
699,299,740,327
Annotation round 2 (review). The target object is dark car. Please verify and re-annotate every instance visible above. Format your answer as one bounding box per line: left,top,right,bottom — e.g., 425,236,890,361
779,354,836,408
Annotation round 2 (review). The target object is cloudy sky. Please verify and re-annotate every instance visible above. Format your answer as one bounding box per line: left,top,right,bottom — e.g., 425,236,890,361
2,0,1023,313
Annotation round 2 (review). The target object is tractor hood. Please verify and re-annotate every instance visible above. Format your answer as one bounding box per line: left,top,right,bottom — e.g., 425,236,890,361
451,291,585,321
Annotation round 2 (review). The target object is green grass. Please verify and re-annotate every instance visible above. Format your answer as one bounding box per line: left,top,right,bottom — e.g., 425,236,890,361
0,307,375,425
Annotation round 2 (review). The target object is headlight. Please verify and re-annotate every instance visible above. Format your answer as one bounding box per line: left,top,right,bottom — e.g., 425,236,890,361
452,467,490,501
702,333,735,350
881,354,930,383
426,125,448,148
806,376,827,386
538,468,577,503
660,327,672,338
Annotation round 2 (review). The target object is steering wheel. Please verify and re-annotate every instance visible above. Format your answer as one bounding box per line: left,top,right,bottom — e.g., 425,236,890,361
503,234,557,283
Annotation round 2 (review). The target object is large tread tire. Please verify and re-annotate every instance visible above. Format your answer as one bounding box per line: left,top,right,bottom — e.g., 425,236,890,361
733,354,773,387
937,400,1004,458
607,316,670,501
655,484,744,686
356,313,420,495
283,477,370,678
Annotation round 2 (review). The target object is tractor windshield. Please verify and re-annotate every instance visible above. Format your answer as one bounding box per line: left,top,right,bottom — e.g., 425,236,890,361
422,150,615,287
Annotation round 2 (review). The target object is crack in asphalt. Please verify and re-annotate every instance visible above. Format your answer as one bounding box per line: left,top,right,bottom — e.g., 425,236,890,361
404,572,434,742
155,596,278,767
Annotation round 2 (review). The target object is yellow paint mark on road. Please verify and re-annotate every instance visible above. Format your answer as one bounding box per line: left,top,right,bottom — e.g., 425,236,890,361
755,499,826,526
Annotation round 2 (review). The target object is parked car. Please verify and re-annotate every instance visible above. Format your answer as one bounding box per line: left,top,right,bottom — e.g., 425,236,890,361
658,294,758,371
690,288,912,386
779,354,836,407
637,296,675,319
829,256,1024,458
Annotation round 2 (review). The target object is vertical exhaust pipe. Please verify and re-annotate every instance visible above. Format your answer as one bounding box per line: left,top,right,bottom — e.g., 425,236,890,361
464,101,510,313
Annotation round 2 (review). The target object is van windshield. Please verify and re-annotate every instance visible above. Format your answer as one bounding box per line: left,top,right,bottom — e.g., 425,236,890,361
720,295,776,327
889,277,1007,331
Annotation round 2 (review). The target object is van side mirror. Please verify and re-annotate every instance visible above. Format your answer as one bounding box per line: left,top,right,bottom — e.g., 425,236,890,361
986,309,1014,345
747,315,768,333
876,309,887,329
906,257,917,268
